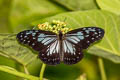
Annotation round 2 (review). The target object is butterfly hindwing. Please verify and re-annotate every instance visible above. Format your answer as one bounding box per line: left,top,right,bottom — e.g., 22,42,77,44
38,40,60,65
63,40,83,64
17,30,60,65
63,27,104,64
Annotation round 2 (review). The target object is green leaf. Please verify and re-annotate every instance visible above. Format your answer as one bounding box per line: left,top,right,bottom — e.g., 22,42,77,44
0,0,13,33
76,73,87,80
10,0,66,32
0,65,39,80
96,0,120,15
0,56,18,80
33,10,120,63
51,0,98,10
45,57,99,80
0,34,38,66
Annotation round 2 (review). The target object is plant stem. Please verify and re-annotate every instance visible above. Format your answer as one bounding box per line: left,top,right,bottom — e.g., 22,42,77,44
23,65,29,75
0,65,39,80
40,63,46,80
98,57,107,80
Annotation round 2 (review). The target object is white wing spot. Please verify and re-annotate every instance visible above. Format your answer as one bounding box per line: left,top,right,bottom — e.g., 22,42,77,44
85,35,89,37
20,38,23,40
41,54,44,56
32,43,35,46
47,52,49,56
20,35,23,37
87,41,90,43
28,41,30,43
92,38,94,40
82,28,86,30
24,36,27,38
33,37,36,39
77,57,79,59
94,32,98,35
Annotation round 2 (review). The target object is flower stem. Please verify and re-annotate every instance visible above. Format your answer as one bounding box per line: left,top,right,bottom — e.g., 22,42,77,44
40,63,46,80
0,65,39,80
23,65,29,75
98,57,107,80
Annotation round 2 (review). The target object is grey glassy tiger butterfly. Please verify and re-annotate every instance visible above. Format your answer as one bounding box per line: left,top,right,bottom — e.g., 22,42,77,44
16,27,104,65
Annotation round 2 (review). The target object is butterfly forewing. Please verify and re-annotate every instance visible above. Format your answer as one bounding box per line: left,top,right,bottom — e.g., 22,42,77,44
63,27,104,64
65,27,104,49
17,30,60,65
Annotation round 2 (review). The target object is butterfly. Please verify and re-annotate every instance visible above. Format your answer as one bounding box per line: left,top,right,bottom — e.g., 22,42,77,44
16,27,104,65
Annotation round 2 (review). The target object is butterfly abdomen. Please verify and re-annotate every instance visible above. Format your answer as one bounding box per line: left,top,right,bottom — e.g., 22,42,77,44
57,31,63,61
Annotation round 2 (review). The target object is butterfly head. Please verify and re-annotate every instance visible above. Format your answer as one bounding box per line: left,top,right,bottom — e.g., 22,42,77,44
58,30,63,40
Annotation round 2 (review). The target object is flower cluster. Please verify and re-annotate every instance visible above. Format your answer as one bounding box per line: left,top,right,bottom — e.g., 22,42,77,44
37,20,72,34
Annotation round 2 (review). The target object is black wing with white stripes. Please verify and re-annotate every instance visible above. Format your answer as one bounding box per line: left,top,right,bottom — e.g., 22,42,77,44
17,30,60,65
63,27,104,64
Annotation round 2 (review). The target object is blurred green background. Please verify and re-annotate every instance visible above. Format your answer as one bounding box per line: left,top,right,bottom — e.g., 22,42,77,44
0,0,120,80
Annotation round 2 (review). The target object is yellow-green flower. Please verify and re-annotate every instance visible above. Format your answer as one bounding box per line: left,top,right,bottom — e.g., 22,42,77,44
37,20,72,34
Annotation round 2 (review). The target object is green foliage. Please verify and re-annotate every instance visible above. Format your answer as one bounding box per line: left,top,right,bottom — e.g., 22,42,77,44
0,34,37,66
10,0,66,32
0,0,120,80
51,0,98,10
0,0,12,33
97,0,120,15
